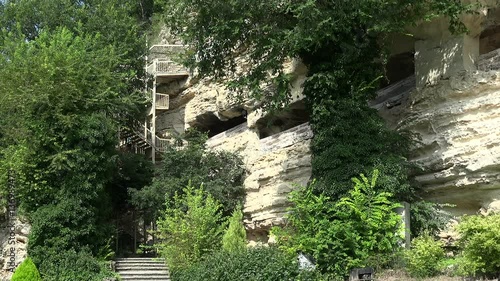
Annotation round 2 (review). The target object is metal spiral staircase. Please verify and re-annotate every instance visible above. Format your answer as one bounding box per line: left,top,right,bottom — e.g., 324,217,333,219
120,44,189,163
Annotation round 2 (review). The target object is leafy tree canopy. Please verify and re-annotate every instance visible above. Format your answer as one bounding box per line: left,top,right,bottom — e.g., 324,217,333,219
155,0,477,201
157,0,476,109
130,130,245,219
0,0,152,278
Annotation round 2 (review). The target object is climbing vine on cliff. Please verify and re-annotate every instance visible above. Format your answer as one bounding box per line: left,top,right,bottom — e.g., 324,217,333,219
155,0,476,201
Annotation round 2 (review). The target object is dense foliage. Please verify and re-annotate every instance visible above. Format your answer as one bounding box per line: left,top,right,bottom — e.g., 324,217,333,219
155,0,476,202
0,0,151,278
156,184,226,272
410,201,452,238
405,233,445,278
456,214,500,277
11,258,42,281
130,130,245,219
273,171,402,277
172,247,324,281
34,248,116,281
222,206,247,253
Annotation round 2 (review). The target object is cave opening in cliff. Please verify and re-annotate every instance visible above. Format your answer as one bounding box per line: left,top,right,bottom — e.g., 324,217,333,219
480,24,500,55
380,51,415,88
257,100,309,139
192,112,247,137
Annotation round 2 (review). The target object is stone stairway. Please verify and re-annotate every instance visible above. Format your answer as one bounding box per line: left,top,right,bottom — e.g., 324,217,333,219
115,257,170,281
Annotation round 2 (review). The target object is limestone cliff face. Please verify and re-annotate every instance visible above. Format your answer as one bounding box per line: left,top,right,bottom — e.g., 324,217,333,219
401,67,500,214
155,60,311,241
0,218,30,280
154,6,500,238
206,123,312,241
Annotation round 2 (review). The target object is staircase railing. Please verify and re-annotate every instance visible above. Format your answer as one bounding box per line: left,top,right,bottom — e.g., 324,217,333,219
156,93,169,110
146,58,189,76
129,121,170,153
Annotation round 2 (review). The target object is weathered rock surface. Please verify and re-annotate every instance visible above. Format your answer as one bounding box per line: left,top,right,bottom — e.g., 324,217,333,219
206,123,312,242
0,217,30,280
400,68,500,214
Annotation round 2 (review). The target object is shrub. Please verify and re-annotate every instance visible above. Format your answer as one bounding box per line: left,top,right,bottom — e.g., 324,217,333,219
130,130,245,219
11,258,42,281
405,232,445,278
156,184,226,272
273,170,402,278
456,214,500,277
410,201,452,238
32,247,114,281
222,206,247,253
172,247,325,281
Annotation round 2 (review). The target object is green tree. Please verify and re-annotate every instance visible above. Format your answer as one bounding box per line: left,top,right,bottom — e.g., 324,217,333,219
11,258,42,281
130,130,245,219
155,0,477,201
222,206,247,253
156,184,226,272
456,214,500,277
273,171,402,277
405,232,445,278
0,0,150,278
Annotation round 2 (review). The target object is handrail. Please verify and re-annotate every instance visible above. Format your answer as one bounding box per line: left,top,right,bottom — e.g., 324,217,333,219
149,44,186,51
146,59,189,76
156,93,169,110
129,121,170,153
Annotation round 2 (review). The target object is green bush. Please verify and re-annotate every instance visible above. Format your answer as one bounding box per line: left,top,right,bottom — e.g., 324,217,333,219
172,247,324,281
222,206,246,253
456,214,500,277
156,184,226,272
273,170,402,278
405,233,445,278
130,130,245,219
12,258,42,281
410,201,452,238
32,247,114,281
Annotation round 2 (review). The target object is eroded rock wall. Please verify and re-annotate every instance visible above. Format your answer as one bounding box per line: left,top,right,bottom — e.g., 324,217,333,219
401,68,500,215
155,7,500,238
0,218,29,280
156,59,312,241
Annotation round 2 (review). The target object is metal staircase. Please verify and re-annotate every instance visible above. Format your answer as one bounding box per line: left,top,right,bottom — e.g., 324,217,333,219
120,44,189,163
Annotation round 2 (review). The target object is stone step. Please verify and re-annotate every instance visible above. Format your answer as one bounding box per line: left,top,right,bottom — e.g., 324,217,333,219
121,277,170,281
115,258,165,262
115,258,170,281
122,277,170,281
119,270,169,274
118,274,170,280
116,266,167,271
115,261,165,266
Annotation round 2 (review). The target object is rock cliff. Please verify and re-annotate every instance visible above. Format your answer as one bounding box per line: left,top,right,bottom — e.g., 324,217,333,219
401,62,500,215
152,6,500,240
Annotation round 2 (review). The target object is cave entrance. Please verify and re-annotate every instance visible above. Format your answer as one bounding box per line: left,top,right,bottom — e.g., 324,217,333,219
256,100,310,139
192,111,247,137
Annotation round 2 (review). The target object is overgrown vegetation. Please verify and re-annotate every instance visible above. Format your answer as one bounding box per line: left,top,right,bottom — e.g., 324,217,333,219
156,184,226,272
222,206,247,253
272,171,402,278
130,129,245,220
405,233,446,278
172,247,323,281
0,0,152,279
455,214,500,278
11,258,42,281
